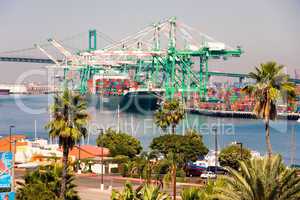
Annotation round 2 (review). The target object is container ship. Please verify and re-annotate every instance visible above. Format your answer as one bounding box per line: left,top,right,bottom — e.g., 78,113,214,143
88,73,163,112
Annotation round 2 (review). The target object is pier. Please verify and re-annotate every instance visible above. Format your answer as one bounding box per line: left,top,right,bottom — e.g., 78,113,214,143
187,108,300,120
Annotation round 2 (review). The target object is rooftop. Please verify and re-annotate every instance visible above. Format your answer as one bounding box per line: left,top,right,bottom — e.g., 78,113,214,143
62,145,110,160
0,135,26,152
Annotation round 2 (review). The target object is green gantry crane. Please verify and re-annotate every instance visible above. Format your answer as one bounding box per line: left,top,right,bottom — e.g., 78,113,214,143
40,17,243,99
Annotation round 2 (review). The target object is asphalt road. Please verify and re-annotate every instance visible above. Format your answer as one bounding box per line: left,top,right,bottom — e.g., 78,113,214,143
15,169,203,200
74,174,203,200
74,175,140,200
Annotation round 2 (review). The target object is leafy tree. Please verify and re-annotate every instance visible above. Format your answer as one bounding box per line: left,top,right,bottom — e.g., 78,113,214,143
96,128,142,158
150,129,208,164
218,144,252,170
16,164,80,200
45,89,89,199
154,99,185,134
242,62,295,157
214,155,300,200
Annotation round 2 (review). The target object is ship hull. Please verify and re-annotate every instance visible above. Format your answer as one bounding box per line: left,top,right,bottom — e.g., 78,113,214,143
93,91,161,112
0,89,10,95
121,91,161,112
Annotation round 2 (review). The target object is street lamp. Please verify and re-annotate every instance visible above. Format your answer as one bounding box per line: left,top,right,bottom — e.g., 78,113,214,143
9,125,16,192
97,128,104,191
212,126,218,174
9,125,15,152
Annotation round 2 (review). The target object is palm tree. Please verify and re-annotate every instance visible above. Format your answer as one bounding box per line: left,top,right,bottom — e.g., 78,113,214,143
111,183,170,200
154,99,185,134
131,152,157,184
137,184,170,200
180,180,226,200
16,183,57,200
214,155,300,200
181,187,201,200
242,62,295,157
153,151,183,200
45,89,89,199
111,183,136,200
167,152,180,200
154,99,185,200
17,164,80,200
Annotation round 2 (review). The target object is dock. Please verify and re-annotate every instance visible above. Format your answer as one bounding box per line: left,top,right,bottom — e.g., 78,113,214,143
187,108,300,120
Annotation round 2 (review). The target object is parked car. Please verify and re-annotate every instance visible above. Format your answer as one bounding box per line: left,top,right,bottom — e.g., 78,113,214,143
200,171,217,179
186,163,206,177
206,166,228,175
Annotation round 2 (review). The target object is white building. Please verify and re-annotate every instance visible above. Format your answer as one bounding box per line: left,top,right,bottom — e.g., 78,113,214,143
15,138,62,164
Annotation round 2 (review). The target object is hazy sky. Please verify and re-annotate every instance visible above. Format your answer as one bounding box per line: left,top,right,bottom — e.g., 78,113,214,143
0,0,299,83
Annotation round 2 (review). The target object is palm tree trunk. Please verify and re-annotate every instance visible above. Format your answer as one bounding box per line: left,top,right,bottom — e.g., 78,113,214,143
265,119,272,158
172,164,176,200
60,145,69,200
172,124,176,134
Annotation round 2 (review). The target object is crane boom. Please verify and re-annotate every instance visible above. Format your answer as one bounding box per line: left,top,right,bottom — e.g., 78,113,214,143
47,39,77,60
34,44,60,65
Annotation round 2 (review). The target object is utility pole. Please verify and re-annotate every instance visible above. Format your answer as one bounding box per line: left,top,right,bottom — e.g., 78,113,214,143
213,126,218,173
12,140,16,192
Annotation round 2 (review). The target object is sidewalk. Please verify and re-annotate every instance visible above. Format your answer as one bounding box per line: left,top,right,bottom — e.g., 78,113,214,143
76,173,203,187
77,187,111,200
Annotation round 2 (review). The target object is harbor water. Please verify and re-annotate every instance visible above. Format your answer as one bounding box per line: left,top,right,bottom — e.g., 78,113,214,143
0,94,299,164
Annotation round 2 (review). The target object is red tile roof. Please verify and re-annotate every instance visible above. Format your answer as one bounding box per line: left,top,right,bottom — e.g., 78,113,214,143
0,135,26,152
59,145,110,160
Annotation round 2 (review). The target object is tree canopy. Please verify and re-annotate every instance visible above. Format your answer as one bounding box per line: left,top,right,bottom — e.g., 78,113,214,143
16,164,79,200
46,89,89,149
218,144,252,170
150,129,208,164
96,128,142,158
243,62,296,120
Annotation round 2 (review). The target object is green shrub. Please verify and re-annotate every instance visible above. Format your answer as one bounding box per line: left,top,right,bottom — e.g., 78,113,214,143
219,144,251,170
